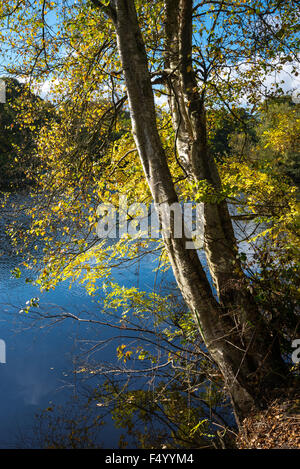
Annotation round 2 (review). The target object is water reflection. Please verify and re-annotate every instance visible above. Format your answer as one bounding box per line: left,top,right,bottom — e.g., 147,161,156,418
0,200,168,447
0,195,256,448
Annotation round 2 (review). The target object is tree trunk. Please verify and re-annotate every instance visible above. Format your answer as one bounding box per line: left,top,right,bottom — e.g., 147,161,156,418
165,0,250,309
98,0,288,424
164,0,288,400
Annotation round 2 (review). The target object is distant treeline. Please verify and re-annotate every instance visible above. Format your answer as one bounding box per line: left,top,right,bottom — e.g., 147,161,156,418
0,77,54,191
0,77,299,191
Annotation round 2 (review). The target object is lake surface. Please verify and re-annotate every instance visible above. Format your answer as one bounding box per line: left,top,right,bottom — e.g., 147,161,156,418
0,200,173,448
0,195,254,448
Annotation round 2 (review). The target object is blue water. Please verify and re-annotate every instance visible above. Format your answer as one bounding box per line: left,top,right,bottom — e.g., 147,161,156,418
0,206,170,448
0,195,254,448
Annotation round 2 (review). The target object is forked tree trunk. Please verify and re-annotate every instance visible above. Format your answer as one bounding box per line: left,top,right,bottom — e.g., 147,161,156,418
165,0,256,313
96,0,288,424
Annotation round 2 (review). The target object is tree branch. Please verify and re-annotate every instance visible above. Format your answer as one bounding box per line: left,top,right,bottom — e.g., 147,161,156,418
90,0,117,22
